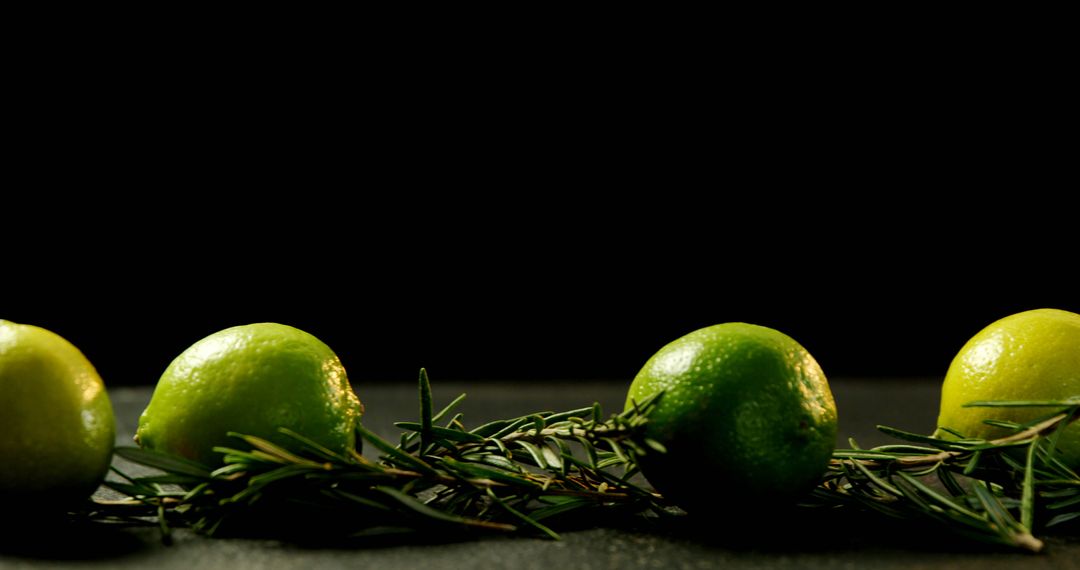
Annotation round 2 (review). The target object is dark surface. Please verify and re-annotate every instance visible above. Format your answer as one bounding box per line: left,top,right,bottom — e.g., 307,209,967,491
4,378,1080,570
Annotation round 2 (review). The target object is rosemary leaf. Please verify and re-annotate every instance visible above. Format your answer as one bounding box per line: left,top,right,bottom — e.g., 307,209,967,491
515,441,549,469
432,393,468,425
374,486,515,531
396,423,487,444
1046,511,1080,527
419,368,434,453
875,425,969,450
278,427,353,463
355,423,439,477
530,497,594,521
113,447,212,479
1046,493,1080,510
485,488,560,540
543,407,594,424
964,400,1080,408
469,418,514,437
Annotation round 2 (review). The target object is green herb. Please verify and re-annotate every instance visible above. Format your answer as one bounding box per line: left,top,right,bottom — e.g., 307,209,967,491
88,370,667,540
85,375,1080,553
805,400,1080,553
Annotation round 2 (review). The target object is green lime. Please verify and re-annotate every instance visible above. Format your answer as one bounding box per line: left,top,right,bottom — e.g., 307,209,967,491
136,323,364,466
625,323,837,511
937,308,1080,466
0,321,115,506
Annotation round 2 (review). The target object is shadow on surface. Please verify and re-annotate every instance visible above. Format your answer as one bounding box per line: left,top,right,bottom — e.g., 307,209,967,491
0,516,148,560
189,493,1080,555
286,528,491,551
627,507,1054,555
7,506,1080,561
270,504,1044,554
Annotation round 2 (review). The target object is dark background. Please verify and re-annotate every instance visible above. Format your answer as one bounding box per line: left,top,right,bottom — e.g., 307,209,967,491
6,212,1076,387
5,35,1074,388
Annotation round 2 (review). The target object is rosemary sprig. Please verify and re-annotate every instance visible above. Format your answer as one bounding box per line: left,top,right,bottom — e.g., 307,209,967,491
85,374,1080,553
90,370,668,540
806,399,1080,553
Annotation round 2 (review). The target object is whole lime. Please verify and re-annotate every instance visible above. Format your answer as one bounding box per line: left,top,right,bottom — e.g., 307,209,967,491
0,321,115,506
136,323,364,466
937,308,1080,466
625,323,837,511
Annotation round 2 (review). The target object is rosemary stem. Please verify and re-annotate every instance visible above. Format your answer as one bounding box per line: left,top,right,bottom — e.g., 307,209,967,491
834,412,1074,470
1014,532,1044,553
499,424,634,444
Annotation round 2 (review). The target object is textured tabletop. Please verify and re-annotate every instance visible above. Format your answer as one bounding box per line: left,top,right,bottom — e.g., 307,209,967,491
3,379,1079,570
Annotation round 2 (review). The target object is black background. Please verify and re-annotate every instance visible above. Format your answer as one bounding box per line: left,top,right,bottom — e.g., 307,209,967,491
5,39,1074,388
6,205,1076,388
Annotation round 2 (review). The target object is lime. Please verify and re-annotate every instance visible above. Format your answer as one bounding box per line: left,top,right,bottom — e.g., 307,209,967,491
136,323,364,466
625,323,837,511
0,321,115,506
937,308,1080,466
